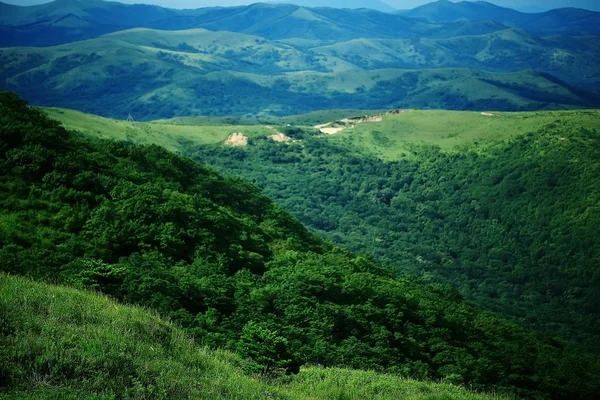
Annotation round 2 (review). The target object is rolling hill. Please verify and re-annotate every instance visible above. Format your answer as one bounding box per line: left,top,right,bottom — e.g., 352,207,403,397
0,1,446,46
403,0,600,33
0,0,181,46
310,28,600,88
1,28,599,120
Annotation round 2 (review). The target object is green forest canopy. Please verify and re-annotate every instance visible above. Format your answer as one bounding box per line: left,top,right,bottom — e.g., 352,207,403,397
189,110,600,354
1,91,600,399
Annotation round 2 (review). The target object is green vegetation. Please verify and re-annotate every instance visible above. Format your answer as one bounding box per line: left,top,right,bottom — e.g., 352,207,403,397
44,103,600,354
190,109,600,354
3,91,600,399
311,30,600,89
41,107,275,152
1,274,511,400
2,28,599,120
325,109,600,159
157,109,386,127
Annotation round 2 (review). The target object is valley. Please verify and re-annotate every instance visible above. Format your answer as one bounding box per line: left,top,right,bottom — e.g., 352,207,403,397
2,92,600,400
45,105,600,354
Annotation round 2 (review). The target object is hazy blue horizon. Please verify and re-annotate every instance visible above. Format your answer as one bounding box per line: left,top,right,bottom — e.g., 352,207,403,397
3,0,600,12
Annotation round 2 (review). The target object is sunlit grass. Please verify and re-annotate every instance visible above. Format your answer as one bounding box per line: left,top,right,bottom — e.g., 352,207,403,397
0,274,511,400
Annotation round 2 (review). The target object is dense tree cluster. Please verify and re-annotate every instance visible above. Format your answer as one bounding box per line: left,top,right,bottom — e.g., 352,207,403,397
1,91,600,399
192,120,600,354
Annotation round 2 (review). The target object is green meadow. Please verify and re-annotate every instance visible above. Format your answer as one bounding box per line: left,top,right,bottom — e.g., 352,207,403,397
0,274,511,400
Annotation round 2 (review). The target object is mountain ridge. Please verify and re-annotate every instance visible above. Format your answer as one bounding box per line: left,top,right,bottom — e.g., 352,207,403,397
1,27,599,119
269,0,397,13
402,0,600,33
2,0,600,47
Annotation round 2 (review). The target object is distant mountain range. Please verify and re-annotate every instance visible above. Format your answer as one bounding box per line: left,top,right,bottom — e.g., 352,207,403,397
269,0,396,13
1,0,600,47
1,0,599,118
401,0,600,33
1,27,598,120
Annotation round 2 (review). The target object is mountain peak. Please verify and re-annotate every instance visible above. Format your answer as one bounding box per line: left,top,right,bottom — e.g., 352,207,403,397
269,0,395,13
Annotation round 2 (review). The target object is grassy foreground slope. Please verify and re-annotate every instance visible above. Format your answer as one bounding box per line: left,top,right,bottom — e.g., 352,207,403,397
2,91,600,399
0,274,508,400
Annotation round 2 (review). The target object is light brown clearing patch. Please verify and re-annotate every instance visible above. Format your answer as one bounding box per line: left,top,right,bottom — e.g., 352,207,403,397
268,132,292,142
481,112,496,116
320,127,347,135
224,132,248,146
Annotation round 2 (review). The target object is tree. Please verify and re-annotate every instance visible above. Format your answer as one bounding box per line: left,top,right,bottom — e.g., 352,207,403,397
236,321,298,377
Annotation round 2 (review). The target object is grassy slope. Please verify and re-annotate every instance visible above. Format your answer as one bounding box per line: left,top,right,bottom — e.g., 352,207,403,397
150,109,386,126
41,107,275,152
43,106,600,160
325,109,600,159
0,274,508,400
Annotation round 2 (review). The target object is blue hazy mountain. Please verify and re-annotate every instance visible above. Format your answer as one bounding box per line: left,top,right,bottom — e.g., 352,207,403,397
2,0,600,48
402,0,600,33
269,0,397,13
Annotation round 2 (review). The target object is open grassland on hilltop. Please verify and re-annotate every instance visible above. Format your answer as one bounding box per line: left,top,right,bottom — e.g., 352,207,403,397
41,107,276,152
324,109,600,159
44,105,600,159
1,274,510,400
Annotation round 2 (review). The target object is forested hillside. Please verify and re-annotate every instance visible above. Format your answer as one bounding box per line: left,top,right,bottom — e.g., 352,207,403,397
2,91,600,399
190,110,600,353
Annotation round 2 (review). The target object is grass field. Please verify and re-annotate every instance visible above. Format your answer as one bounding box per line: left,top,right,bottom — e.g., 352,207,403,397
43,106,600,161
42,107,276,152
325,109,600,159
156,109,387,126
0,273,510,400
